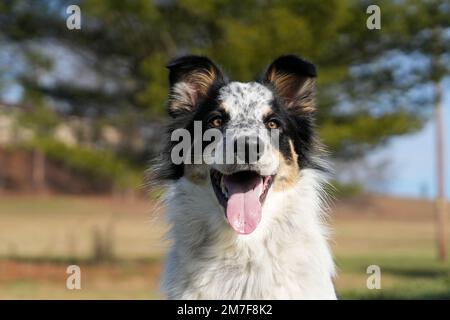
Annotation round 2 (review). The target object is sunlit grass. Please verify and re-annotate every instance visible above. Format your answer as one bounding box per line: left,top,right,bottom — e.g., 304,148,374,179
0,194,449,299
335,255,450,299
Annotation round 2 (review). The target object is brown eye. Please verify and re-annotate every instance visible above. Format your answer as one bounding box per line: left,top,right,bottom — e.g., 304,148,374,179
266,119,279,129
209,116,223,128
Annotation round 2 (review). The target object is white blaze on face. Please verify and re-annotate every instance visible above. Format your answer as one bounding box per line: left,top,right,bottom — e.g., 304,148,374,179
219,82,273,121
211,82,279,174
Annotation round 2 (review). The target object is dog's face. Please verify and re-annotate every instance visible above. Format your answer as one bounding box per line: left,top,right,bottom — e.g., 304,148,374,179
161,55,319,235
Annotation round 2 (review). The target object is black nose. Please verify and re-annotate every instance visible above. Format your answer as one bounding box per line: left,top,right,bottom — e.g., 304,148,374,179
234,136,264,164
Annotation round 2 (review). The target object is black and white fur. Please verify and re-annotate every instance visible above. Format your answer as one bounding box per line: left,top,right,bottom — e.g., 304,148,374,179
152,55,336,299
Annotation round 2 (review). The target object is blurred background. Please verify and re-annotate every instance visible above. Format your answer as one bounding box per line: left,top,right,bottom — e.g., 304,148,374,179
0,0,449,299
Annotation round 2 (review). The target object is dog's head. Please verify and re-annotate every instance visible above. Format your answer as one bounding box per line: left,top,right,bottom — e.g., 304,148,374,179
157,55,322,235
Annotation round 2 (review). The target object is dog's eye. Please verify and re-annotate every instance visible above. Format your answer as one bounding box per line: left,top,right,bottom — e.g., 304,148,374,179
208,116,223,128
266,119,280,130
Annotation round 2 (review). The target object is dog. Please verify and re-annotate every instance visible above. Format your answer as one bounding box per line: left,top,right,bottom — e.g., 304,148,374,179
152,54,336,299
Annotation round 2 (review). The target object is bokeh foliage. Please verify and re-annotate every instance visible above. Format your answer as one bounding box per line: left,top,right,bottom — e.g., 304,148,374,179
0,0,449,162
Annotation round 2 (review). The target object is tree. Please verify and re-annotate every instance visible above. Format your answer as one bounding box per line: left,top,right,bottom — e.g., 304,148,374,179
359,0,449,262
0,0,448,163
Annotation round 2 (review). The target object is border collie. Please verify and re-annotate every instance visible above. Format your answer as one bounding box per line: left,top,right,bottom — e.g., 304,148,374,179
152,55,336,299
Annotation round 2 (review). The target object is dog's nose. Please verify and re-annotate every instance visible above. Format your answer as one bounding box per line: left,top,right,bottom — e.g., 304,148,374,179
234,136,264,164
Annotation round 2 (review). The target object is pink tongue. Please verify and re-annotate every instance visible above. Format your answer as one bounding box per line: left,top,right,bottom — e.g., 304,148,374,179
223,173,263,234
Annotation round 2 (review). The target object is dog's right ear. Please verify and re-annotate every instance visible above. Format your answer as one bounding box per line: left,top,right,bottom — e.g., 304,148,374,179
166,55,225,118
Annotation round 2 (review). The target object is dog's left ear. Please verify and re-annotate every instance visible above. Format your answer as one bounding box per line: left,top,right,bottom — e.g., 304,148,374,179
264,55,317,113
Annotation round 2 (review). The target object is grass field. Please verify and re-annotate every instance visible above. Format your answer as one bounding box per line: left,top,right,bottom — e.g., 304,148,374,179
0,194,449,299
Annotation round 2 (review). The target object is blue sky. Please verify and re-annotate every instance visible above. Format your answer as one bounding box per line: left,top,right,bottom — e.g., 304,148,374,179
368,79,450,199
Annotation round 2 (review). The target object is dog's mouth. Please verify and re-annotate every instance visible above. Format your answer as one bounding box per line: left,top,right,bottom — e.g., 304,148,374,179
210,169,274,235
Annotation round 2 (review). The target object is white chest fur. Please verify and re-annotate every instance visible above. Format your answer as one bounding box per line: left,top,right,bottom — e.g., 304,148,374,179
161,169,336,300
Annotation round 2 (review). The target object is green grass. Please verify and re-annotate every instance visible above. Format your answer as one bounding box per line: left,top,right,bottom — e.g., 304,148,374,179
0,194,449,299
335,255,450,299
